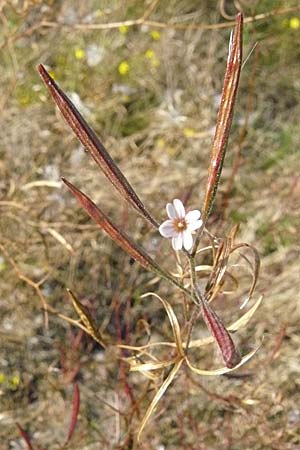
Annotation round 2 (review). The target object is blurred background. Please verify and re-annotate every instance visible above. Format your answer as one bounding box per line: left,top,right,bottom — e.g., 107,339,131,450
1,1,300,448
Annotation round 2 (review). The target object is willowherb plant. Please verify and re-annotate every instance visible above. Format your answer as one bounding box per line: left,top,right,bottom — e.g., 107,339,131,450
38,13,262,440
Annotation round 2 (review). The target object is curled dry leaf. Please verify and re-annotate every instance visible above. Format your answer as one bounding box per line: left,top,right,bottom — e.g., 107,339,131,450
141,292,185,357
185,344,261,376
205,230,260,307
119,295,263,352
232,243,261,307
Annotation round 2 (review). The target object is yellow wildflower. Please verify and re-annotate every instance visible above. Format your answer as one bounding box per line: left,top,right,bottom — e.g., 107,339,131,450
289,17,300,29
75,48,85,60
145,49,160,67
10,374,20,388
119,25,129,34
118,61,130,75
10,375,20,386
150,30,161,40
157,138,165,148
19,92,30,106
151,58,160,68
183,127,196,138
145,49,155,59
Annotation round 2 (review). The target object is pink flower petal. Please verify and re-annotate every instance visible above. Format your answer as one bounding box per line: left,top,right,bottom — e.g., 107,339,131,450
185,210,201,222
183,231,193,251
173,199,185,219
172,234,183,251
159,220,176,238
187,219,203,232
166,203,176,219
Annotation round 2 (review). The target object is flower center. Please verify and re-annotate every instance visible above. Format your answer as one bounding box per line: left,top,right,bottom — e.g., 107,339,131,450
174,218,187,232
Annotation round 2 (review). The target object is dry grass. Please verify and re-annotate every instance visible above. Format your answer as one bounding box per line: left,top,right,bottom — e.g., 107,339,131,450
1,1,300,449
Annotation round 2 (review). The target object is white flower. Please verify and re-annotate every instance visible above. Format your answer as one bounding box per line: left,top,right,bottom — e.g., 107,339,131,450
159,199,203,251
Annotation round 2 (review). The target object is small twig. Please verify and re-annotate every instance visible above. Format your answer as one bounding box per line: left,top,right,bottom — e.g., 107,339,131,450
37,6,300,32
0,243,50,328
141,0,160,21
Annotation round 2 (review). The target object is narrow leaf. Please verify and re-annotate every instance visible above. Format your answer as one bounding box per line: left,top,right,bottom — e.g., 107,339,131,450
66,383,80,444
37,64,159,228
202,13,243,219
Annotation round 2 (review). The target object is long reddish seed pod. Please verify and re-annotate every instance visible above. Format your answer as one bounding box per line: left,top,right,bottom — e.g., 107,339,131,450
202,13,243,219
16,423,34,450
62,177,158,269
200,298,241,368
65,383,80,444
38,64,159,229
62,177,193,295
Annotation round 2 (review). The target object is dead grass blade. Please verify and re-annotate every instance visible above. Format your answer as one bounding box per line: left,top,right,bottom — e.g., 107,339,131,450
202,13,243,220
37,64,159,229
118,342,176,351
45,227,75,255
137,358,183,441
21,180,61,190
130,359,177,372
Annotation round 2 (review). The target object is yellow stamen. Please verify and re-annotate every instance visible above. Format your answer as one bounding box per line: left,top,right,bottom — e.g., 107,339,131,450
174,219,187,232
